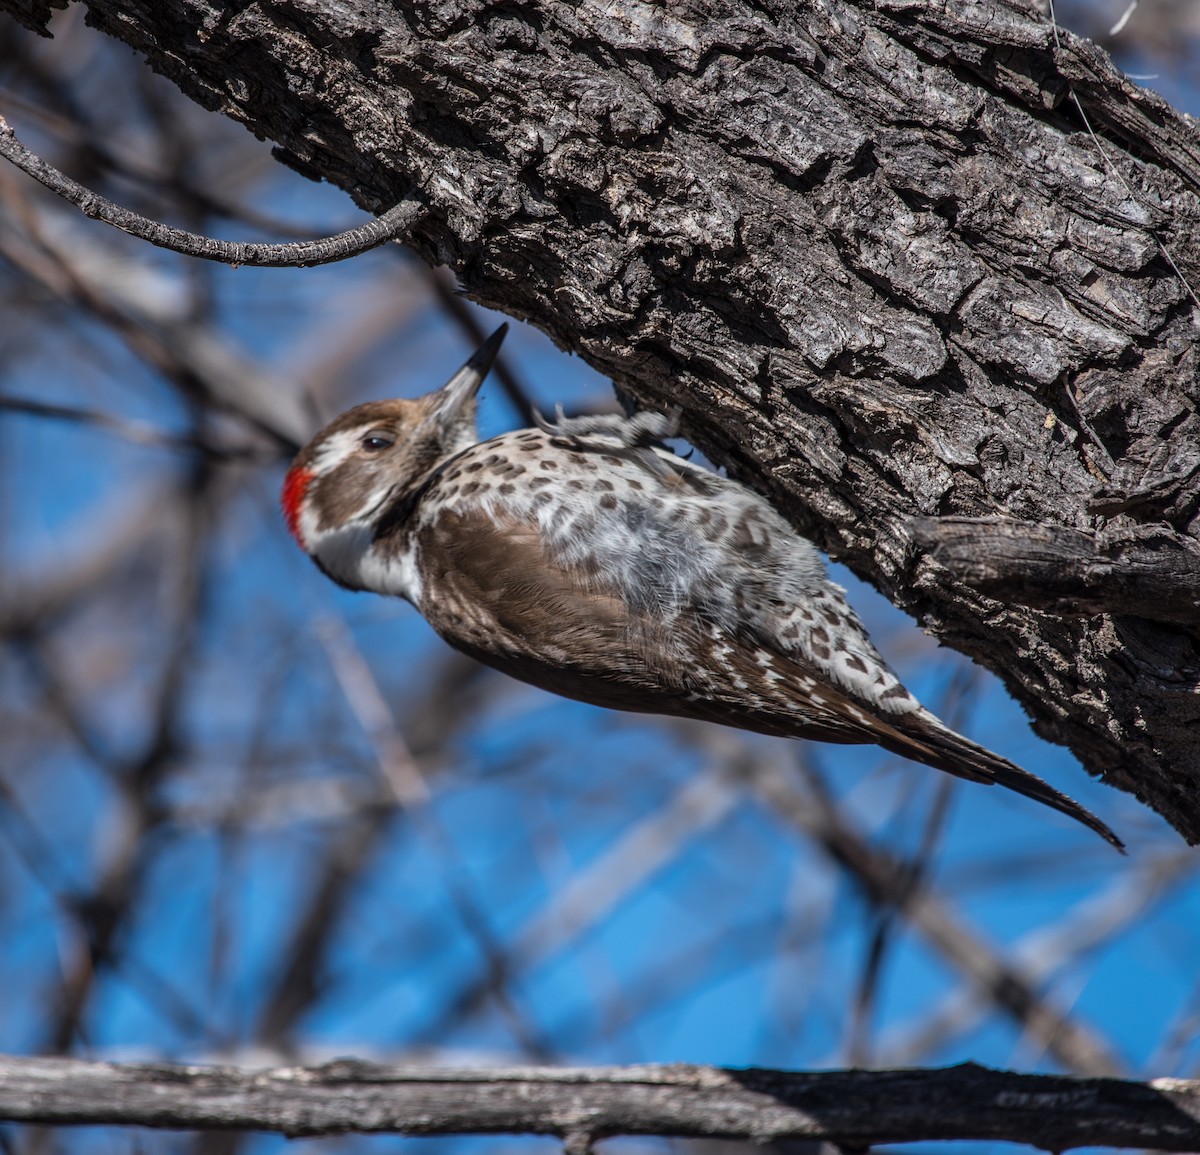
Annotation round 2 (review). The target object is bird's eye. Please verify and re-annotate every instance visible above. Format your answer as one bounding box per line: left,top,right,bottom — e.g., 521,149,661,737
361,433,394,452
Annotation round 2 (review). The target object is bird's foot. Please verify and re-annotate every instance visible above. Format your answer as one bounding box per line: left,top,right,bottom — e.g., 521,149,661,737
534,406,681,450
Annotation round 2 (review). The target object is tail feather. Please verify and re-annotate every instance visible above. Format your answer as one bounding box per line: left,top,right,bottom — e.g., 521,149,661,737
875,713,1125,852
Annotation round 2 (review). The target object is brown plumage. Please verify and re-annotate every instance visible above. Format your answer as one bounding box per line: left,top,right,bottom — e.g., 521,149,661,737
283,326,1123,850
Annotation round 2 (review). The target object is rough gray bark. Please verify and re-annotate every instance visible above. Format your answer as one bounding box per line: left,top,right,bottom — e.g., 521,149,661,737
5,0,1199,838
908,517,1200,627
0,1055,1196,1149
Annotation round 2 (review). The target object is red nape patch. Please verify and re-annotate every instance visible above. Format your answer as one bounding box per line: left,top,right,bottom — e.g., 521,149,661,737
281,467,315,548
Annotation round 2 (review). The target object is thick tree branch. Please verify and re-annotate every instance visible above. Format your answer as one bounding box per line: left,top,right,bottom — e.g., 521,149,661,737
909,517,1200,626
1,0,1198,839
0,1055,1195,1149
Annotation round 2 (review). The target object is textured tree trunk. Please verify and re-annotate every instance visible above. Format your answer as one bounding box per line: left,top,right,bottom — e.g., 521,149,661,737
7,0,1200,839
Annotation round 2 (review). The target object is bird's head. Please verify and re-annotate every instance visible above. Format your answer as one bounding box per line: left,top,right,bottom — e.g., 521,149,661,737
282,324,506,590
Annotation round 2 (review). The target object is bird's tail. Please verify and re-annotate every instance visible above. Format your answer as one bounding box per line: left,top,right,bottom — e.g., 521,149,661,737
874,712,1125,852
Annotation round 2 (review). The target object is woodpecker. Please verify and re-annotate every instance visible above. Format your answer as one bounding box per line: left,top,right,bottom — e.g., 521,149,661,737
283,325,1122,850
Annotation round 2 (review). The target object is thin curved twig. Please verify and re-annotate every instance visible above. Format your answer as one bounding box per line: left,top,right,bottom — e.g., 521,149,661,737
0,115,424,267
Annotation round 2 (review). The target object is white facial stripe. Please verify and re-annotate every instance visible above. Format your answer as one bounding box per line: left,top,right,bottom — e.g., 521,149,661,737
297,500,324,554
310,426,373,475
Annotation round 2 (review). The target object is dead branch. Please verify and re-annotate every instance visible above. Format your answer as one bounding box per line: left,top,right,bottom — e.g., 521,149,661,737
908,517,1200,626
0,1055,1194,1149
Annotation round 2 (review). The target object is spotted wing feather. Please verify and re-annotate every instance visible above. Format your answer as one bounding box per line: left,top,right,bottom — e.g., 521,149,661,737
408,420,1122,850
417,507,883,743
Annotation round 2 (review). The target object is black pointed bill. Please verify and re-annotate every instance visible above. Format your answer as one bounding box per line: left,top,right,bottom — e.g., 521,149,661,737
432,323,508,421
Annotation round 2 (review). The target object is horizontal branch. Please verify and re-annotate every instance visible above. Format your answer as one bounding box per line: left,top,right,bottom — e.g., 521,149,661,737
909,517,1200,626
0,1055,1197,1149
0,115,425,266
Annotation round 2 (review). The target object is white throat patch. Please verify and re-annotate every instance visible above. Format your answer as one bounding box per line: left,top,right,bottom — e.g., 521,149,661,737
313,521,423,607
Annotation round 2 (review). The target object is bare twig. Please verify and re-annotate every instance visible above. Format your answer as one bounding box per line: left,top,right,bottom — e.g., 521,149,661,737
726,744,1124,1076
0,172,316,451
0,115,425,267
410,761,740,1047
306,611,557,1059
880,849,1198,1065
0,395,265,459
